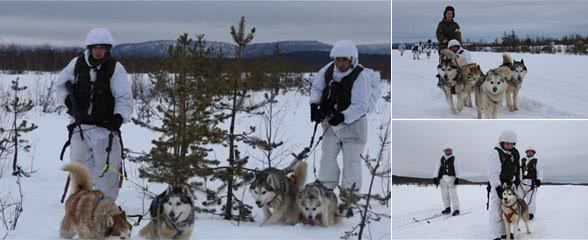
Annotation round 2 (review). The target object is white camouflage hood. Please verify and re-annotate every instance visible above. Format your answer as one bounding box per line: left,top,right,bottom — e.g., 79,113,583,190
85,28,114,47
330,40,359,67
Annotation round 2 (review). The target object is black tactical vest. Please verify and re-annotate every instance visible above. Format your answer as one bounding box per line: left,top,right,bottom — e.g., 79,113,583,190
437,155,456,178
521,158,538,180
319,63,364,116
494,147,520,184
72,53,116,125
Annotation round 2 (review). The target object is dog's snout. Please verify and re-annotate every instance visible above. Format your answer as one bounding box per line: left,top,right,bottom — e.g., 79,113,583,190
493,87,498,92
443,74,448,79
518,76,522,81
307,215,314,220
169,211,175,218
256,201,261,205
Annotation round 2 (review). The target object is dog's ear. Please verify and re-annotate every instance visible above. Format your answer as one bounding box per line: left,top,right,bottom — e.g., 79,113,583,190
521,59,524,64
166,185,174,195
107,215,115,228
181,185,192,196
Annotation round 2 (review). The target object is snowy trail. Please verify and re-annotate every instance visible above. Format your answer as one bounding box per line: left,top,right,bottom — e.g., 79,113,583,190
392,185,588,239
392,50,588,118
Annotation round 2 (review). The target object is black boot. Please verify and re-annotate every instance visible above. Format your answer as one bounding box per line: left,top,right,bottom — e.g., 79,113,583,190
452,210,460,216
441,207,451,214
500,233,514,239
529,214,534,220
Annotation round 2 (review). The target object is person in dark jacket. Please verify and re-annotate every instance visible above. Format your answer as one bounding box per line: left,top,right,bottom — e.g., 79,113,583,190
436,6,462,51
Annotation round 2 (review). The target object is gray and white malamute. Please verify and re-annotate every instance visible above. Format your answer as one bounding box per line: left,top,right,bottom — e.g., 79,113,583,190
475,56,511,119
501,184,531,240
500,54,528,112
250,161,307,225
297,180,340,227
139,185,195,240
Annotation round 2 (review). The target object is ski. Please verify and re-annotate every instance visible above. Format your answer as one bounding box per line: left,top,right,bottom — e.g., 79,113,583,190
412,213,447,223
445,211,471,220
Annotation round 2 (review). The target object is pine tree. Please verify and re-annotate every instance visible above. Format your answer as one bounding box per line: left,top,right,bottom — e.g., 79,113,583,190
1,77,38,177
208,16,278,222
132,34,225,214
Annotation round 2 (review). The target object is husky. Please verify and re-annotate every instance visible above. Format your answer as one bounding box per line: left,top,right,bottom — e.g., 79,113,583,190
475,58,511,119
501,184,531,240
437,56,476,114
139,185,196,240
250,161,308,225
296,181,340,227
60,162,132,240
500,54,528,112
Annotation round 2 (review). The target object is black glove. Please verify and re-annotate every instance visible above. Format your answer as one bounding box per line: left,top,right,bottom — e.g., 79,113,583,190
433,178,439,186
310,104,323,123
454,178,459,185
496,186,504,198
328,112,345,126
65,95,73,116
534,179,541,187
514,179,521,187
105,114,123,131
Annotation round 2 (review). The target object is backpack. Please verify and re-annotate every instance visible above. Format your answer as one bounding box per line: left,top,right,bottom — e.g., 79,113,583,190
362,66,382,114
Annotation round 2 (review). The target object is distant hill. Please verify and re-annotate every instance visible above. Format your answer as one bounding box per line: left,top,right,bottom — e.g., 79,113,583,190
392,175,588,186
112,40,390,58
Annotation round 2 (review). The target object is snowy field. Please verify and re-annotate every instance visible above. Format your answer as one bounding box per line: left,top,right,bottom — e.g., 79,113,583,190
0,73,391,239
392,49,588,118
392,185,588,239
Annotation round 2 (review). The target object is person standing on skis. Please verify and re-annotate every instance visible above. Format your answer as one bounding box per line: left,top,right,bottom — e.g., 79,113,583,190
433,144,461,216
55,28,133,201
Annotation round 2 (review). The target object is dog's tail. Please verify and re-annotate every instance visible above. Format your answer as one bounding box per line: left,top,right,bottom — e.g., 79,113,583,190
62,162,92,193
293,161,308,191
502,53,512,66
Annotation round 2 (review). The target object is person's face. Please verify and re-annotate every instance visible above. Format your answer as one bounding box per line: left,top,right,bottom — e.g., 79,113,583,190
444,149,452,156
335,57,352,71
526,150,535,157
450,45,459,52
502,142,515,151
445,11,454,20
91,45,108,59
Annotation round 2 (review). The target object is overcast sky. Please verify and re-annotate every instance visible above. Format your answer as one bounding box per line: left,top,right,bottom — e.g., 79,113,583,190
393,120,588,183
393,0,588,43
0,1,390,47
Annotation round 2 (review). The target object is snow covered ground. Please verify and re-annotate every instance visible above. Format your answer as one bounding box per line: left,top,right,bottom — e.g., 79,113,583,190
0,72,391,239
392,49,588,118
392,185,588,239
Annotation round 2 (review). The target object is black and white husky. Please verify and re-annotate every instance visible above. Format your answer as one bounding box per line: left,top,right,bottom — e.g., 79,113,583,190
139,185,195,240
501,54,528,112
501,184,531,240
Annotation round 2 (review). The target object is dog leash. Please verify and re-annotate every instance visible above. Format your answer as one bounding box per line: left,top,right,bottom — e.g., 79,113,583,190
308,123,330,180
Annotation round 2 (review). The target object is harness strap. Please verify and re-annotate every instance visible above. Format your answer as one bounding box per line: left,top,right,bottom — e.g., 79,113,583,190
99,131,115,178
503,212,515,224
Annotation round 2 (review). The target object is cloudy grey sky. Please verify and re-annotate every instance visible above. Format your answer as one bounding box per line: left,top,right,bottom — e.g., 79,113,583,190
0,1,390,47
393,120,588,183
393,0,588,43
